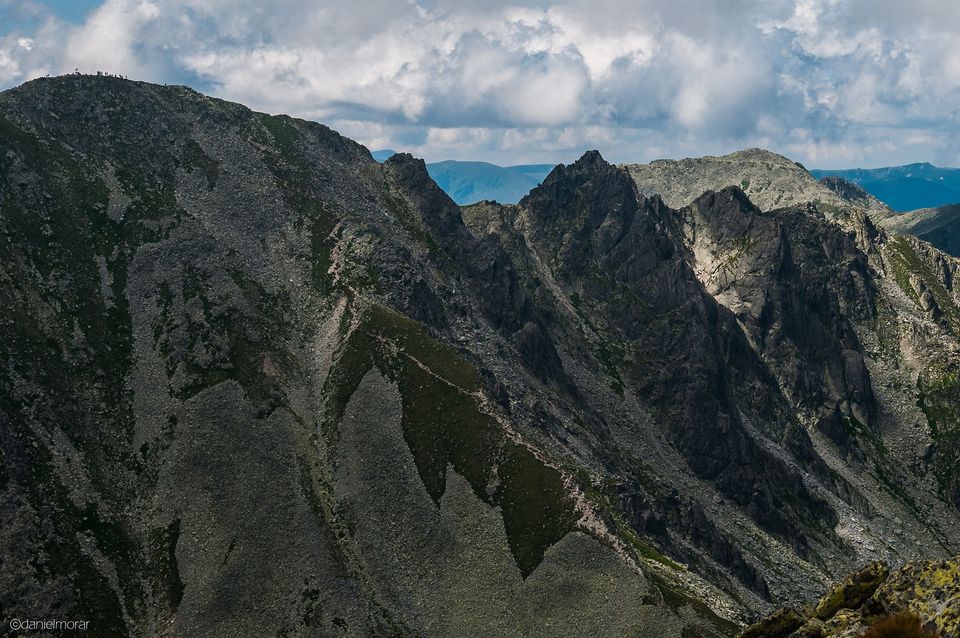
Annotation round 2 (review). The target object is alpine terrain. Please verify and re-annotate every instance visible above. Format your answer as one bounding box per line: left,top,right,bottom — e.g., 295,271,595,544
878,205,960,258
2,76,960,637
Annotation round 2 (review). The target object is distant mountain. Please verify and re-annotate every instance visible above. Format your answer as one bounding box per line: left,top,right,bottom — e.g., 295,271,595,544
370,153,556,205
505,163,555,184
811,163,960,211
371,148,397,162
425,160,556,205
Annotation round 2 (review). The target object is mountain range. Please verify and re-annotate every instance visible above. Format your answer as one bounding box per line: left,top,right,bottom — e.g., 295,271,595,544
812,164,960,212
408,150,960,259
373,150,554,205
2,75,960,637
404,156,960,255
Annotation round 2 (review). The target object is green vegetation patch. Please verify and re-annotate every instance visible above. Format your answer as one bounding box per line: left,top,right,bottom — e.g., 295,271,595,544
323,303,577,576
646,572,739,638
396,359,497,501
297,198,339,294
260,113,304,159
0,411,130,635
0,110,209,632
493,440,576,575
611,514,685,571
594,338,627,396
0,112,145,495
918,371,960,507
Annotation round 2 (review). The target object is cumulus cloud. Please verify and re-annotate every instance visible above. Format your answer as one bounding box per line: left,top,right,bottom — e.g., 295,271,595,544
62,0,162,78
0,0,958,166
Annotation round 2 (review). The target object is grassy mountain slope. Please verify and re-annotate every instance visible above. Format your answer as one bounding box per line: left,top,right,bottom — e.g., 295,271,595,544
878,204,960,257
0,75,730,637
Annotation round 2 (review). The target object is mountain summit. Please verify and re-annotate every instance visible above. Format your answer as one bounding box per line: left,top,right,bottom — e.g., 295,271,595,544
623,148,891,219
2,75,960,637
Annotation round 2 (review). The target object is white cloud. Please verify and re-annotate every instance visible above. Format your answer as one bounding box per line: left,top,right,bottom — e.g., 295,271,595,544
0,0,958,167
0,50,19,85
61,1,162,78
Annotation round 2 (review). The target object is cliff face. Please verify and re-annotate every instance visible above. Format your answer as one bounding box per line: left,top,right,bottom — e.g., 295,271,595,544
625,148,960,532
2,76,960,637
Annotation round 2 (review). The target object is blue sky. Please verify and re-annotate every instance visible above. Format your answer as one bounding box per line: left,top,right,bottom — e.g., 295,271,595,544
2,0,959,168
1,1,101,25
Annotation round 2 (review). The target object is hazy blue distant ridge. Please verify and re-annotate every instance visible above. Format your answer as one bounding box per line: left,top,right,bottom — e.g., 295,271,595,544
371,149,398,162
812,162,960,211
426,160,554,205
372,150,556,204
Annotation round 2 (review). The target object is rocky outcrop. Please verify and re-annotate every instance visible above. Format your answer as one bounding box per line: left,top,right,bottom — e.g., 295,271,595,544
741,557,960,637
870,557,960,635
518,156,838,553
682,188,879,431
814,562,889,620
740,608,806,638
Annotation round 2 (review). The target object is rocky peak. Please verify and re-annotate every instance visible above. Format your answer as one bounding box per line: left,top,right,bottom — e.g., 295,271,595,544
521,149,641,210
568,148,606,169
622,148,892,224
383,151,430,179
819,175,872,203
518,150,662,272
383,150,472,246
